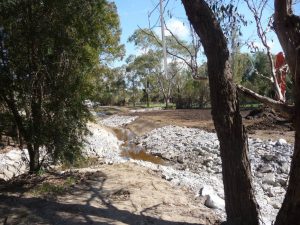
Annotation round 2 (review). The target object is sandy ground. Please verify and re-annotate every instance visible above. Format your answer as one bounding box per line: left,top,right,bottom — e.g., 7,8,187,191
0,163,219,225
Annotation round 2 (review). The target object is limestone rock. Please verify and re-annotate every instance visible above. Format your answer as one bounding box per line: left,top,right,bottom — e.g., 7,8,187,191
276,139,287,146
204,194,225,210
263,173,276,186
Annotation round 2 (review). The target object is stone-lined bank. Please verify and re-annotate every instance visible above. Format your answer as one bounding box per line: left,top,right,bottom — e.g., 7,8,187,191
129,125,292,225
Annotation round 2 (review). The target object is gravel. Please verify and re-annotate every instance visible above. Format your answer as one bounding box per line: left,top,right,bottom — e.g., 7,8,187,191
99,115,138,127
131,125,293,225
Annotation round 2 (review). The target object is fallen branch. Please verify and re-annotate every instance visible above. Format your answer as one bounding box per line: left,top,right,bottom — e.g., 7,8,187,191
237,84,294,119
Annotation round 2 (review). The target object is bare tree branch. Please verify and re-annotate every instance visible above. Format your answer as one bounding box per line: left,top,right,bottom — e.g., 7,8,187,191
254,69,274,83
164,21,193,56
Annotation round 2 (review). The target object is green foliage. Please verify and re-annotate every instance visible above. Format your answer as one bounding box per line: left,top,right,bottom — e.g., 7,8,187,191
285,72,294,104
128,29,161,51
0,0,123,171
174,66,210,109
232,53,252,84
128,51,162,107
209,0,247,39
242,52,273,97
91,66,127,106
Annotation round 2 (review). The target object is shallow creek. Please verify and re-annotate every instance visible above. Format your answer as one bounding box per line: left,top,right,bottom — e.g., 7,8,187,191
112,128,165,165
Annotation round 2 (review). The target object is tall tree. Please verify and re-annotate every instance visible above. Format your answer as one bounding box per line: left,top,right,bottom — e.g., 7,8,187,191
128,31,179,108
273,0,300,224
91,66,127,106
181,1,260,225
125,55,141,107
130,50,161,107
0,0,123,172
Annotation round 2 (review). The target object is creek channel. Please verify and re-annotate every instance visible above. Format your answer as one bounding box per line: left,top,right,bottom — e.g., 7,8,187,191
111,127,165,165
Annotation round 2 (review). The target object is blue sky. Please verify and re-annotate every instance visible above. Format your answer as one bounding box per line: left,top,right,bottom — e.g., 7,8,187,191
114,0,189,63
113,0,300,66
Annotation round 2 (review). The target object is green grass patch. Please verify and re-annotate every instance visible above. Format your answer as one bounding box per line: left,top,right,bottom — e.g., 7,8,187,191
31,176,76,197
240,103,262,109
61,157,100,170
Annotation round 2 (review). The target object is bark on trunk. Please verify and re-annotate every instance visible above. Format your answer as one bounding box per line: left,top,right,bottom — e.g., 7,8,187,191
2,95,27,140
28,143,40,173
165,98,169,108
146,79,150,108
182,1,259,224
274,1,300,224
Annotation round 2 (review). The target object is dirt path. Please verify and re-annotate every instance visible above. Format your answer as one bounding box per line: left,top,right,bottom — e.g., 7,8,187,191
0,163,219,225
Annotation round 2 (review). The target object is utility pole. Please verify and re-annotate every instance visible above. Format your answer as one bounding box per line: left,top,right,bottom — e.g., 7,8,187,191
159,0,168,80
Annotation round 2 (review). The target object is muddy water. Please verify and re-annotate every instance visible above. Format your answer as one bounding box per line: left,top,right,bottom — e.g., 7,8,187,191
112,128,164,165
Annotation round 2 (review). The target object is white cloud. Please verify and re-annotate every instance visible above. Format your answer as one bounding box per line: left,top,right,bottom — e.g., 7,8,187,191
165,18,190,39
154,18,190,40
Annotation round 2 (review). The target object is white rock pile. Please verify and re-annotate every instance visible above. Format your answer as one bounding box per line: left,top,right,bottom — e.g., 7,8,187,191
83,123,124,164
129,107,162,113
0,149,28,180
0,120,129,180
132,125,293,225
99,115,138,127
0,147,49,181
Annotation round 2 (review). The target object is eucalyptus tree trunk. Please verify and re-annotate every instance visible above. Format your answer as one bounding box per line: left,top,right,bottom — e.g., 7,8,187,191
181,1,259,224
274,1,300,224
27,143,40,172
146,78,150,108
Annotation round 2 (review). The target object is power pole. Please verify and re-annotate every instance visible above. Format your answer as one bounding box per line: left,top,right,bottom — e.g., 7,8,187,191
159,0,168,79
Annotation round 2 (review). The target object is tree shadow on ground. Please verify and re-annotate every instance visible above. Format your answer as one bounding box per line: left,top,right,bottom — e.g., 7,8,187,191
0,170,210,225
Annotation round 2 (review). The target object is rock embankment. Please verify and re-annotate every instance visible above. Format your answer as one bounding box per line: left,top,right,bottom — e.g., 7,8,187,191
131,125,292,225
0,147,50,180
0,120,130,180
84,123,124,164
71,116,294,225
0,114,293,225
